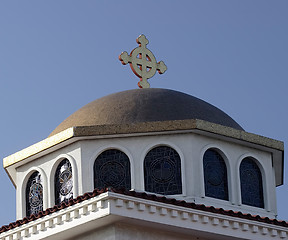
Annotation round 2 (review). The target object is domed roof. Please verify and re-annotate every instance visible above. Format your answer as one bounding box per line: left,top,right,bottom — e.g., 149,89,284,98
49,88,243,136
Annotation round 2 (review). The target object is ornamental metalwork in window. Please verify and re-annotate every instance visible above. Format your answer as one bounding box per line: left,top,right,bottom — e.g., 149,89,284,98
94,149,131,190
26,171,43,217
144,146,182,195
240,157,264,208
55,159,73,206
203,149,228,200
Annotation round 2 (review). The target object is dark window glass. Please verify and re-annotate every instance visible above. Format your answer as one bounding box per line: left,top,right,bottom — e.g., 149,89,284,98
144,146,182,195
94,149,131,190
26,171,43,217
55,159,73,205
240,158,264,208
203,149,228,200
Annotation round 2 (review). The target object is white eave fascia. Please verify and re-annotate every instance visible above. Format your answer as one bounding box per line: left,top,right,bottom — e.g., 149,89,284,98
3,119,284,186
0,191,287,240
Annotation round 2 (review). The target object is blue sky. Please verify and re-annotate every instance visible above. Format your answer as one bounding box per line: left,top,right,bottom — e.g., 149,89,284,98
0,1,287,226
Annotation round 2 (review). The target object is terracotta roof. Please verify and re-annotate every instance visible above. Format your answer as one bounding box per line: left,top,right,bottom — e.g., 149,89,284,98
1,188,287,233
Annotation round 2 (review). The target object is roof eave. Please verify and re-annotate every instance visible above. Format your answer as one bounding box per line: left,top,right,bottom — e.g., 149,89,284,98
3,119,284,186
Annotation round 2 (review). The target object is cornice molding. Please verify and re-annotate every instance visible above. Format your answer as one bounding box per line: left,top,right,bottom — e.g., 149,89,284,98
4,119,284,169
1,191,287,240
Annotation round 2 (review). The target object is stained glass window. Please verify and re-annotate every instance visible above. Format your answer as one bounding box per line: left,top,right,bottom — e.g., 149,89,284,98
26,171,43,217
94,149,131,190
55,159,73,206
240,157,264,208
203,149,228,200
144,146,182,195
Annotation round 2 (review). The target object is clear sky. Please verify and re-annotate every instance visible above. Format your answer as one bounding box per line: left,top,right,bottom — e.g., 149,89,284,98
0,1,287,226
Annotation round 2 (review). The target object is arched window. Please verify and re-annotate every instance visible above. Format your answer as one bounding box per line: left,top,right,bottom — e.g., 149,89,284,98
94,149,131,190
203,149,228,200
26,171,43,217
240,157,264,208
55,159,73,205
144,146,182,195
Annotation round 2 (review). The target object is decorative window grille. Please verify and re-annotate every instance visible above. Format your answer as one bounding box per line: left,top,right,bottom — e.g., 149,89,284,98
26,171,43,217
240,157,264,208
94,149,131,190
203,149,228,200
55,159,73,205
144,146,182,195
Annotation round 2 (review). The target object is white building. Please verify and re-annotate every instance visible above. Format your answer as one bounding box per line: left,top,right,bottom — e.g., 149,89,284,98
0,34,287,239
0,87,286,240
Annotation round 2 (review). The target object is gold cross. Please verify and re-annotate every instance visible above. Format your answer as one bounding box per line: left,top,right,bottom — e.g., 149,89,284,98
119,34,167,88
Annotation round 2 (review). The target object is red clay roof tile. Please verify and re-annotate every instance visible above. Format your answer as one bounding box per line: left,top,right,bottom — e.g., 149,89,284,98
1,188,287,234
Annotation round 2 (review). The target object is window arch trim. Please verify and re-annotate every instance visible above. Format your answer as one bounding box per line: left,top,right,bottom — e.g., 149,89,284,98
140,142,186,196
203,148,229,201
143,144,183,195
236,153,269,209
239,156,265,208
21,167,47,218
89,145,134,191
54,159,73,205
50,154,78,207
93,148,132,191
199,145,232,202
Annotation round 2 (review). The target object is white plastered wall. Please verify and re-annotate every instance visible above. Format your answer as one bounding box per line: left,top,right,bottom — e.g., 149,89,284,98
15,131,277,220
16,143,82,219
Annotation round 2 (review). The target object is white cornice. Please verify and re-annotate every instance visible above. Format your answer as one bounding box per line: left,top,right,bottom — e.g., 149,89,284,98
4,119,284,169
3,119,284,187
0,192,287,240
